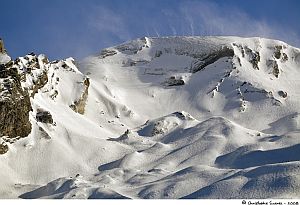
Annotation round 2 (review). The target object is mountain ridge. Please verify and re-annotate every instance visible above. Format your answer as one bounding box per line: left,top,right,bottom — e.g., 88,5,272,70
0,36,300,198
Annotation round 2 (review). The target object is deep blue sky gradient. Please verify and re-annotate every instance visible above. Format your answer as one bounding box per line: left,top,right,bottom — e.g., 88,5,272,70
1,0,300,60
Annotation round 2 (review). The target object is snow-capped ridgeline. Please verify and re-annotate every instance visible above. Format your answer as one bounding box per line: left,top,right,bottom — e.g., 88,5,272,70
0,36,300,198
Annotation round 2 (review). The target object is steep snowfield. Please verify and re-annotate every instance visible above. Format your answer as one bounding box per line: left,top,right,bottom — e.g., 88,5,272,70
1,36,300,199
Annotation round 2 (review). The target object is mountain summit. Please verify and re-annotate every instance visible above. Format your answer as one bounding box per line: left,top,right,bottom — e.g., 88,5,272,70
0,36,300,199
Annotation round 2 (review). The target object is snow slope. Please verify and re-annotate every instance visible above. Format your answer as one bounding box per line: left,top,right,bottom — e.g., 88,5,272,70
0,36,300,199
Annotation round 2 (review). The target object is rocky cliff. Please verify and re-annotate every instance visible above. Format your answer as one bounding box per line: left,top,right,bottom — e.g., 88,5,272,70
0,38,90,154
0,40,32,154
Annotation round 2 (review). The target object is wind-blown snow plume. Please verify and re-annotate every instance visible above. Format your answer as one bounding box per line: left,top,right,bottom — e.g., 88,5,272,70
76,0,300,60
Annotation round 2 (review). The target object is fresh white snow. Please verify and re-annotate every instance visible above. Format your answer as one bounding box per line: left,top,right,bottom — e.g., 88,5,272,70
1,36,300,199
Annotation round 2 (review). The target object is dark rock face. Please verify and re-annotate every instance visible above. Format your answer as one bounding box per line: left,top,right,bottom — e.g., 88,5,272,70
274,45,282,59
245,47,260,70
0,66,32,139
274,45,288,61
266,59,280,78
273,61,280,78
0,38,6,53
165,76,185,86
282,53,288,61
232,43,261,70
0,51,52,143
0,40,33,154
99,49,117,59
30,70,48,97
278,91,288,98
191,46,234,73
155,50,163,58
0,141,8,154
13,53,49,97
36,110,53,124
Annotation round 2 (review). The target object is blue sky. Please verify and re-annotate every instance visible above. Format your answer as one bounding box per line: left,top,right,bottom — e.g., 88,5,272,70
1,0,300,60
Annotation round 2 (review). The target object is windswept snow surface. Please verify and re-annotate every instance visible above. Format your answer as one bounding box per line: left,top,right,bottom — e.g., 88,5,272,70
1,36,300,199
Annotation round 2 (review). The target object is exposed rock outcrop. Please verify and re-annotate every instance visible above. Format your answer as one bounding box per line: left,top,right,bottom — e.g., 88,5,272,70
233,43,260,70
245,46,260,70
0,140,8,154
274,45,282,59
0,66,32,139
12,53,49,97
272,60,280,78
99,49,117,59
0,40,55,151
274,45,288,62
0,38,6,53
278,90,288,98
70,78,90,114
191,46,234,73
164,76,185,86
36,109,53,124
30,70,48,97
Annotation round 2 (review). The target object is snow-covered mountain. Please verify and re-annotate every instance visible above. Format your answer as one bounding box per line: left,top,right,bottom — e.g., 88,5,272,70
0,36,300,199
